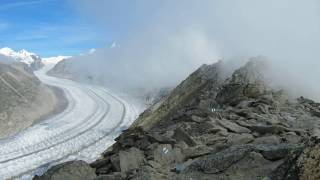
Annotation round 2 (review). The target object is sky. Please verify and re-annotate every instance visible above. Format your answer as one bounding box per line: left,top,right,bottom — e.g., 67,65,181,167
0,0,108,57
1,0,320,99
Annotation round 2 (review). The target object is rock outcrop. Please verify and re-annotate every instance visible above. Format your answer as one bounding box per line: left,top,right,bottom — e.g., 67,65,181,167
36,58,320,180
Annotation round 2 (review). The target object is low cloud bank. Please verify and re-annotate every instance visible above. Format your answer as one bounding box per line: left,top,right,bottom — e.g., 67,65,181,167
68,0,320,100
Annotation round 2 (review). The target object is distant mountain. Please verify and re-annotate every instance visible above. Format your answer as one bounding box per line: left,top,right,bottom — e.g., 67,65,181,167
43,56,72,65
0,47,44,70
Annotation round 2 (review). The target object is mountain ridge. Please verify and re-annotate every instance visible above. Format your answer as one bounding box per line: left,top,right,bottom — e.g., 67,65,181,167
35,58,320,180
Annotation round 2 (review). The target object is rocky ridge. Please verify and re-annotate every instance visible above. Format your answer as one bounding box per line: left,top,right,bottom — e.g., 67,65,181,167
35,58,320,180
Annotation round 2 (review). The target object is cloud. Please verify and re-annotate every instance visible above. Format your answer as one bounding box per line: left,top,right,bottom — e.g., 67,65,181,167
69,0,320,100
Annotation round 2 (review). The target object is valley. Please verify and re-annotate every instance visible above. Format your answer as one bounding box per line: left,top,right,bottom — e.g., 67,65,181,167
0,62,139,179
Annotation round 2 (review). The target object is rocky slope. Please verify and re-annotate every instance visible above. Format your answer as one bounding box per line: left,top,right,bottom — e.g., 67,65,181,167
0,61,67,139
35,58,320,180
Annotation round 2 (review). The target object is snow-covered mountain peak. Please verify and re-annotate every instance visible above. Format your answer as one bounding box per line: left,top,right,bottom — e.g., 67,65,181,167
0,47,43,70
19,49,36,57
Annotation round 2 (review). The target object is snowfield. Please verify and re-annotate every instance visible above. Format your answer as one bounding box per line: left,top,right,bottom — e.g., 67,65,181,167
0,62,140,179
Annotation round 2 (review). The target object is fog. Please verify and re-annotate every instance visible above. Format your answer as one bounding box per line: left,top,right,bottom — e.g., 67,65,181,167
68,0,320,100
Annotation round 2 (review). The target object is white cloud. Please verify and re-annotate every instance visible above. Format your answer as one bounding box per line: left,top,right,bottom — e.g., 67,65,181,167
69,0,320,100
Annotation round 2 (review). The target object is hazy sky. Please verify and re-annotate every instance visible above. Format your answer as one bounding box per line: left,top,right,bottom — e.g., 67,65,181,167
1,0,320,99
1,0,320,60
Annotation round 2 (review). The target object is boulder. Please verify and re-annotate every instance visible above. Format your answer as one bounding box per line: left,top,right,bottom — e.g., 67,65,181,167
189,145,254,174
215,118,251,134
255,144,304,161
271,137,320,180
227,133,254,145
292,144,320,180
34,161,96,180
152,144,184,167
183,145,214,159
253,135,281,145
109,154,121,172
119,147,145,174
173,128,197,147
283,132,302,144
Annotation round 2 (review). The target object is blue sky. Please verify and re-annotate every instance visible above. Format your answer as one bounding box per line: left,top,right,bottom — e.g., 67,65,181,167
0,0,110,57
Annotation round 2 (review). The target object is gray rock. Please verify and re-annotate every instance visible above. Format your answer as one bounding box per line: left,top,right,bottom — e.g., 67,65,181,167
147,131,176,144
175,159,194,173
153,144,184,167
187,143,303,175
215,119,251,134
255,144,303,161
191,115,205,123
119,147,145,174
310,109,320,117
218,151,282,180
173,128,197,147
253,135,281,145
216,59,268,106
183,145,214,159
131,165,168,180
95,172,122,180
110,154,121,172
34,161,96,180
96,164,113,175
227,133,254,145
190,145,253,174
205,136,228,146
90,158,110,169
147,160,162,169
248,125,285,135
236,100,253,109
